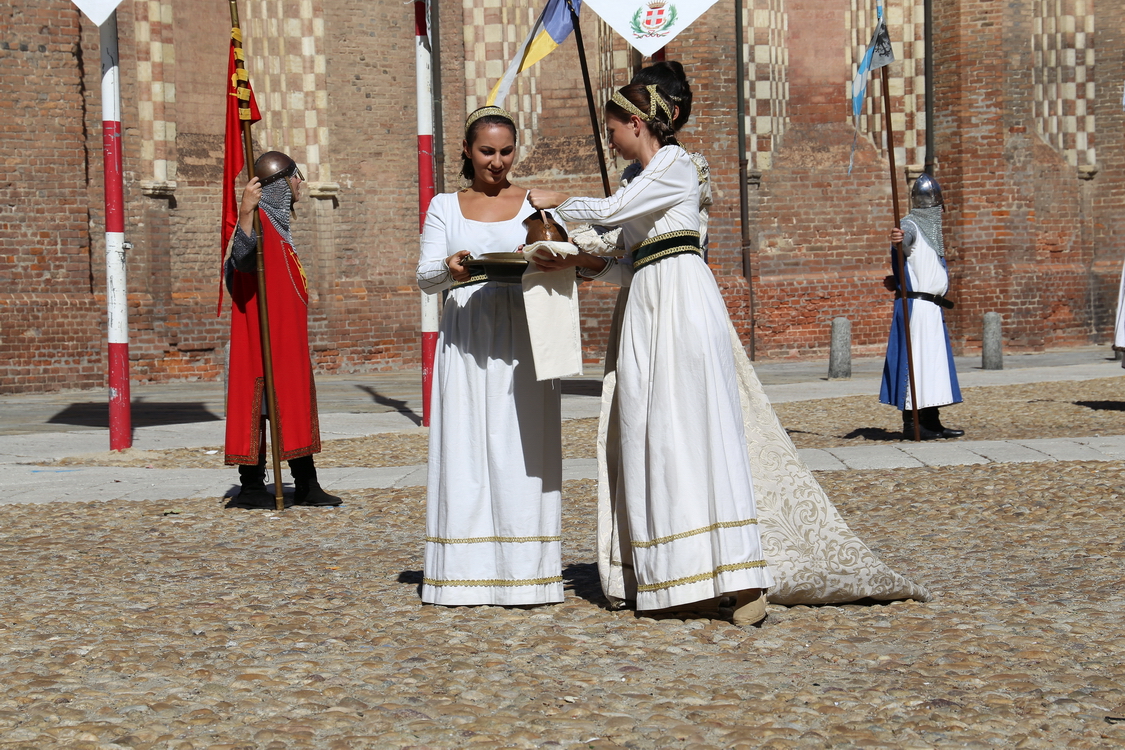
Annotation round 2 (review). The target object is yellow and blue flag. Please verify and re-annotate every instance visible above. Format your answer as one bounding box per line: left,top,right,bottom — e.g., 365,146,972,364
487,0,581,107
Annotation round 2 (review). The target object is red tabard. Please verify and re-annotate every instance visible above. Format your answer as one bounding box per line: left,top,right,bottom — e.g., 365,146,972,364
224,213,321,465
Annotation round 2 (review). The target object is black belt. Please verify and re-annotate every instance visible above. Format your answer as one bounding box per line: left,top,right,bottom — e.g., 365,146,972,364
632,230,702,270
901,291,955,309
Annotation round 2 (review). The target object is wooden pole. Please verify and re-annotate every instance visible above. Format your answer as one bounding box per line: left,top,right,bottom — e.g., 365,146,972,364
734,0,756,360
565,0,612,197
880,65,921,441
230,0,288,508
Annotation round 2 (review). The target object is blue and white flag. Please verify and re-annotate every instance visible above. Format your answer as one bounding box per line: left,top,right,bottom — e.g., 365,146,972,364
852,15,895,118
849,10,895,173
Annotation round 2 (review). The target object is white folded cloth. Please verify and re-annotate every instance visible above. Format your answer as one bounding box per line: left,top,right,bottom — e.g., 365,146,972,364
521,241,583,381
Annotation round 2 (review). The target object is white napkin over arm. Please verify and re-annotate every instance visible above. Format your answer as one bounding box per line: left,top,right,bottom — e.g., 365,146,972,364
521,241,583,381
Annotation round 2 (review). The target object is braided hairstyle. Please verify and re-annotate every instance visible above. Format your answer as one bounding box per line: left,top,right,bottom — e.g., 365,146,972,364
605,83,679,149
631,61,692,132
460,109,517,182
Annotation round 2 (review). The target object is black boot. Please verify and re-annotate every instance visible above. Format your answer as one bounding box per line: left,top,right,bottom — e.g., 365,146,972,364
228,458,278,509
289,455,343,507
919,407,964,439
902,411,942,441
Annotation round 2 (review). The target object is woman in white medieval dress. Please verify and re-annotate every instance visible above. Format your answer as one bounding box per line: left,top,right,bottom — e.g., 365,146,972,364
534,82,932,622
416,106,563,607
532,83,773,623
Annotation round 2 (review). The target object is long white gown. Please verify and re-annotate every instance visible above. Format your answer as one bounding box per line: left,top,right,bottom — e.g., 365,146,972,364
417,192,564,606
557,146,774,610
566,148,932,607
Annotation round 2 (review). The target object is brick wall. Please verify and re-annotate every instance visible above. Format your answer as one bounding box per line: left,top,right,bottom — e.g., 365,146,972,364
0,4,103,392
2,0,1122,394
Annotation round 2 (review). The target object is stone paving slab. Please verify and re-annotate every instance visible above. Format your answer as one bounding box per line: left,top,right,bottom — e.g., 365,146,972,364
955,439,1057,464
896,441,991,466
821,445,925,470
563,458,599,481
1012,438,1116,462
793,448,848,472
1075,435,1125,459
11,439,1125,505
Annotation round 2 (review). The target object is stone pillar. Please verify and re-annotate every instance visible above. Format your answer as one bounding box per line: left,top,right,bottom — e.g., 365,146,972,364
982,311,1002,370
828,317,852,380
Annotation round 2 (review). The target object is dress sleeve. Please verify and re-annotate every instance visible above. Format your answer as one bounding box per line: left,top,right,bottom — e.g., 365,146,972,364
418,194,453,294
554,148,691,226
690,152,713,247
570,224,625,256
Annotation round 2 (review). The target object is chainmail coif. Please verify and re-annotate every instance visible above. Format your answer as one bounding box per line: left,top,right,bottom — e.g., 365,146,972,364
259,177,294,245
904,206,944,257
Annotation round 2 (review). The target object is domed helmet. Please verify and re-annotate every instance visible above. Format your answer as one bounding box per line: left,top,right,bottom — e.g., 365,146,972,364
910,172,944,209
254,151,301,186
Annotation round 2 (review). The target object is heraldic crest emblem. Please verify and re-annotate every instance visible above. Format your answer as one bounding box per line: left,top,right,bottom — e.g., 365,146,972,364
631,0,678,38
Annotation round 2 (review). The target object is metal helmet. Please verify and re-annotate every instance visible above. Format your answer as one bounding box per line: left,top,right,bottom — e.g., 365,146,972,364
910,172,944,209
254,151,297,185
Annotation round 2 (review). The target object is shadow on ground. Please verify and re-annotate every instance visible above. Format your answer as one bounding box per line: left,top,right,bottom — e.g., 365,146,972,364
1075,400,1125,412
395,565,609,608
785,427,903,442
48,401,220,429
355,385,423,426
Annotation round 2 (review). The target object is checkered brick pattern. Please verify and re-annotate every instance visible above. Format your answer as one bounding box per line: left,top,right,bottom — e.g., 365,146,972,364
743,0,787,171
461,0,544,163
243,0,329,182
1033,0,1096,167
848,0,927,170
133,0,177,184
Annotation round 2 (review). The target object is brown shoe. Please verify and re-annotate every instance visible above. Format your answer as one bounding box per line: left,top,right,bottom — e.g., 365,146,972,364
732,589,767,627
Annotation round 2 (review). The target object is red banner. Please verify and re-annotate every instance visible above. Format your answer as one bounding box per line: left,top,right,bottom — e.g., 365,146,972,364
219,37,261,314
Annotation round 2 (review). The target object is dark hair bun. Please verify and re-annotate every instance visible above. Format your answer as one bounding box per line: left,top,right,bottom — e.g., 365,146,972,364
631,61,693,131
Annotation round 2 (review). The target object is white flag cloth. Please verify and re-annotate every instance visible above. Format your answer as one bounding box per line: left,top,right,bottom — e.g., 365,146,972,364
521,241,584,381
71,0,126,26
583,0,720,58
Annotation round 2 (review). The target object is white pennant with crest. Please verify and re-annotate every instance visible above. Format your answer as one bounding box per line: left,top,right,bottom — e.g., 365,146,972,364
583,0,721,58
71,0,126,26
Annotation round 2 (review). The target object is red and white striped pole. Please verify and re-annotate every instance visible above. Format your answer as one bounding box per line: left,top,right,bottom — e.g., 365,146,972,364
415,0,439,427
101,11,131,450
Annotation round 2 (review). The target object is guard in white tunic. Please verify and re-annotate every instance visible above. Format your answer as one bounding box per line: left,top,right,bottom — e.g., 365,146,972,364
879,173,964,440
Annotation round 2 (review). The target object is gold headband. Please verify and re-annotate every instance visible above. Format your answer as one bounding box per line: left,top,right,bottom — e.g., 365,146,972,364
611,85,673,123
465,106,513,133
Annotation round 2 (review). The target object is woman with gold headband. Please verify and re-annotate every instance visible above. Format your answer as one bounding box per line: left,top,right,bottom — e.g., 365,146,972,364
531,83,773,623
566,67,932,619
531,82,931,624
416,106,563,607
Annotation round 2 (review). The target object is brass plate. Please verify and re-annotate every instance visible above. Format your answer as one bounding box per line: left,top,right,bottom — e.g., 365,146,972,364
465,257,528,284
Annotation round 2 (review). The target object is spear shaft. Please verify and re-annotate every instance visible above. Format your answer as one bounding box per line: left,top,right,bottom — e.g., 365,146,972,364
880,65,921,441
229,0,287,508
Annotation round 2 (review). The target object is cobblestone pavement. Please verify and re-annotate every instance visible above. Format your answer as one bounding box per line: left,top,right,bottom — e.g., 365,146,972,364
1,467,1124,749
1,348,1124,748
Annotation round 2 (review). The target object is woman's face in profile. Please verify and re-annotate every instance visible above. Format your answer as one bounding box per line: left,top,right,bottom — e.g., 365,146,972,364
605,115,640,162
464,124,516,187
